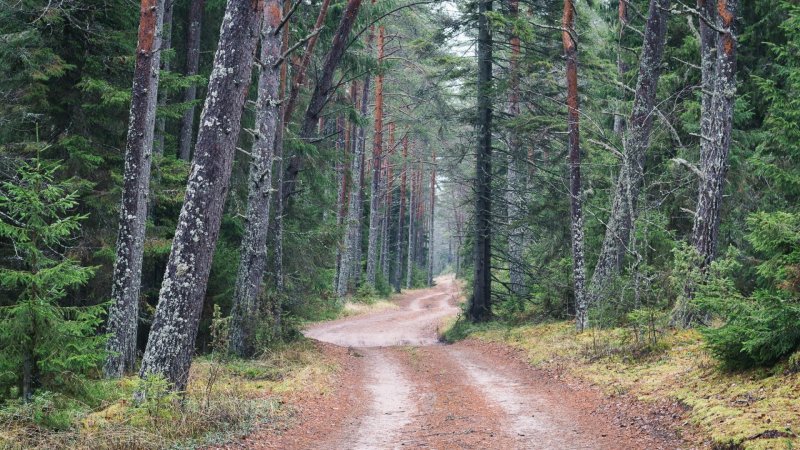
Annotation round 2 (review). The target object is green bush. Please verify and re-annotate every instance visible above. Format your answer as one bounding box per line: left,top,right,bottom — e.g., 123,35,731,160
697,212,800,369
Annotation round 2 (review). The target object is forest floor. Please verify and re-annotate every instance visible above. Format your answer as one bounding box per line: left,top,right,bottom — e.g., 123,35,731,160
220,276,693,449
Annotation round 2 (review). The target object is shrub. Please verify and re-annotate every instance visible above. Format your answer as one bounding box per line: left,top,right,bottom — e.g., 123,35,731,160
697,212,800,369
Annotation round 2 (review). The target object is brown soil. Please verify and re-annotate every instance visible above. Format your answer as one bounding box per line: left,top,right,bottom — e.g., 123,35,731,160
218,276,694,449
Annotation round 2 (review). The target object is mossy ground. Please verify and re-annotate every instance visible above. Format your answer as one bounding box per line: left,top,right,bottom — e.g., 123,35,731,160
0,339,337,449
444,319,800,449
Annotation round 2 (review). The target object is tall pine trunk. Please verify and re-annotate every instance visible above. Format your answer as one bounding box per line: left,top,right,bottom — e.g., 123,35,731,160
272,0,291,296
178,0,204,161
406,150,416,289
228,0,284,358
381,122,395,282
468,0,493,322
105,0,165,378
587,0,669,307
677,0,738,327
154,0,174,155
334,115,350,292
562,0,588,331
366,25,386,287
427,148,436,286
138,0,263,392
394,134,408,292
338,81,369,297
614,0,629,135
505,0,526,298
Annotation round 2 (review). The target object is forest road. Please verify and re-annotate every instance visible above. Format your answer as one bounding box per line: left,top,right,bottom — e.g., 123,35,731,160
297,275,685,449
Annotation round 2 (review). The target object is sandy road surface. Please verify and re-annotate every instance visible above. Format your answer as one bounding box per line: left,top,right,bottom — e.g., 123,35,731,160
229,276,688,449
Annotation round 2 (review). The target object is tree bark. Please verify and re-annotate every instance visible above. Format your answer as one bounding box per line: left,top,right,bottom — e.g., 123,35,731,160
427,148,436,286
679,0,737,326
334,114,350,292
138,0,262,392
338,81,368,297
105,0,165,378
154,0,174,155
394,133,408,292
587,0,670,307
406,147,416,289
228,0,284,358
468,0,493,323
505,0,526,298
562,0,588,332
178,0,205,161
381,122,395,282
366,25,385,287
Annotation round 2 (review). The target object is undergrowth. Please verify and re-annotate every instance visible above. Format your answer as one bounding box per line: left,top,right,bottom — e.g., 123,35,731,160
0,339,335,449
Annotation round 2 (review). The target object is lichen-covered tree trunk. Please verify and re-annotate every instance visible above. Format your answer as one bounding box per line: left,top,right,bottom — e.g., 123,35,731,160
228,1,284,358
271,0,291,297
137,0,262,392
587,0,669,307
678,0,738,327
381,122,395,282
154,0,174,155
104,0,165,379
394,134,408,292
468,0,493,322
562,0,588,332
427,148,436,286
178,0,204,161
406,152,416,289
366,25,385,287
338,81,369,297
505,0,526,298
334,115,350,292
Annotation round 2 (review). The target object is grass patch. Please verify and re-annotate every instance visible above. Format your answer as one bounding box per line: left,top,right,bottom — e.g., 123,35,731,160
444,320,800,449
0,338,336,449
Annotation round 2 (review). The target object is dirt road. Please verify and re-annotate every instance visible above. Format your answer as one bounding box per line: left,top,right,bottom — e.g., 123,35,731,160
234,276,688,449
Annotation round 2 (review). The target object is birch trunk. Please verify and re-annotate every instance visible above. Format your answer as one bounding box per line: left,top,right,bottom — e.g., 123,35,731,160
178,0,204,161
562,0,588,332
228,0,284,358
154,0,174,155
105,0,164,378
468,0,493,322
587,0,669,306
138,0,262,391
